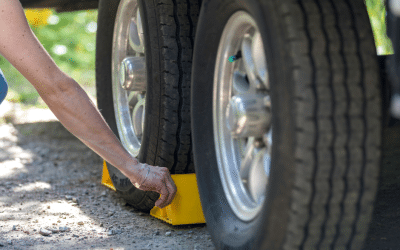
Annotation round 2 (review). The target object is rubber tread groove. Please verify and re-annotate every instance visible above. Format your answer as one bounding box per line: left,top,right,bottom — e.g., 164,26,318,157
330,0,354,248
315,0,336,247
297,0,319,248
186,0,194,50
170,0,183,174
184,135,193,173
346,0,367,248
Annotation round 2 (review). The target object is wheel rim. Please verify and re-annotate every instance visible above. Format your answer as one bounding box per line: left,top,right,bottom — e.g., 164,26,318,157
213,11,272,221
112,0,146,157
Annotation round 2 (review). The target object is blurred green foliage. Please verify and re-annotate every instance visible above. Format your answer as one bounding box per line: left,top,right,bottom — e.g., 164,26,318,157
0,1,395,107
0,9,98,106
366,0,394,55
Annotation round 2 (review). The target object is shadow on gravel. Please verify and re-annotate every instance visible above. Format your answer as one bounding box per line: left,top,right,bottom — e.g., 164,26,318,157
0,121,211,249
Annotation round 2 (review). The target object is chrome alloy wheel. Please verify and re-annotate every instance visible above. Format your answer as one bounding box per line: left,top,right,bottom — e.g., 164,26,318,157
213,11,272,221
112,0,146,157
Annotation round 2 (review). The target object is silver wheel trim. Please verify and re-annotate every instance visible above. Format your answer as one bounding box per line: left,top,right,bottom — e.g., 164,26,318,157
213,11,272,221
112,0,146,157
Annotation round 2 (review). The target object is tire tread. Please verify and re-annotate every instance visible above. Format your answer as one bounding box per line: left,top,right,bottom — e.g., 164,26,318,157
281,0,381,249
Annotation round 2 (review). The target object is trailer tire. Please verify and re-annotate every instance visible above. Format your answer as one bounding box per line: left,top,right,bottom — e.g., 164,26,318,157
191,0,382,249
96,0,199,211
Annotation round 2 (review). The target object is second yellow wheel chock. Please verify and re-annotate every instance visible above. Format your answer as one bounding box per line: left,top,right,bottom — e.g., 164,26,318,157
101,161,206,225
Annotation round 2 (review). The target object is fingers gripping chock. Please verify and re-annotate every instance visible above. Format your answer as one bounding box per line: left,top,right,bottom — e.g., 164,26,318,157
101,161,205,225
150,174,206,225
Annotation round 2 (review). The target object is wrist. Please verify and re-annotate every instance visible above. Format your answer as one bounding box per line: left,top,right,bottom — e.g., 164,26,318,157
120,156,142,181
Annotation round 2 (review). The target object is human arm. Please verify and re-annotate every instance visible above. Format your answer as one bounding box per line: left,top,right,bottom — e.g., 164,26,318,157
0,0,176,208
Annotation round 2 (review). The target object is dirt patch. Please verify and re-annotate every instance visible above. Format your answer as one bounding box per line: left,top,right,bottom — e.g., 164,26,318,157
0,105,214,250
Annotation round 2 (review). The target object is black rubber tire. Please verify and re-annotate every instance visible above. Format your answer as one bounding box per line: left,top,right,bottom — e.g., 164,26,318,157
191,0,382,249
96,0,199,211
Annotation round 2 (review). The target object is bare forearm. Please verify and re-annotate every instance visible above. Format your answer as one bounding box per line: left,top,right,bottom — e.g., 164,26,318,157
0,0,178,207
42,76,138,174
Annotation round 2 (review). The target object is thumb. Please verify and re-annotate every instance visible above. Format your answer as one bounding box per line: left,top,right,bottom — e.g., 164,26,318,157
155,198,164,208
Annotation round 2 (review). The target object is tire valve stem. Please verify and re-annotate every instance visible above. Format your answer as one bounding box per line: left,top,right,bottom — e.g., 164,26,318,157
228,51,242,63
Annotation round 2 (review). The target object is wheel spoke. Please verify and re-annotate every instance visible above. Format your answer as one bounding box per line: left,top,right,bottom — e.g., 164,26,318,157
241,35,262,91
239,137,255,182
248,148,268,203
132,98,145,139
128,91,138,107
252,32,269,89
232,71,249,95
129,9,144,54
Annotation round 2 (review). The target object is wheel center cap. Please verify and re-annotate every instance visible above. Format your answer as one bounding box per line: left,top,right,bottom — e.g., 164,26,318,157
119,57,146,92
226,94,271,138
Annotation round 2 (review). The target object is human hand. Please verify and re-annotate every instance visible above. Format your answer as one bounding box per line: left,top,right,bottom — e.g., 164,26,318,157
123,163,177,208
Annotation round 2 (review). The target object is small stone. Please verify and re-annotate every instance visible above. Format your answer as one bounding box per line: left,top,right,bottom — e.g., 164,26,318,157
47,205,50,209
108,229,116,236
72,197,79,204
165,231,172,236
39,228,52,236
72,234,79,238
77,221,84,226
59,226,70,232
188,230,193,234
48,228,60,233
23,230,30,234
99,223,104,227
155,231,160,236
65,195,72,200
12,225,17,231
7,239,12,245
33,219,38,223
177,231,183,235
108,211,114,217
19,194,25,199
101,191,106,197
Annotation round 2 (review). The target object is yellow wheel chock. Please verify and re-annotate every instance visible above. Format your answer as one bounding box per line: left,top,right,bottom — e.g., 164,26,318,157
102,161,206,225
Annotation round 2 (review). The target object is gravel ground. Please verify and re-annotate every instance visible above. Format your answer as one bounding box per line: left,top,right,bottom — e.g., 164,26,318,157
0,102,215,250
2,101,400,250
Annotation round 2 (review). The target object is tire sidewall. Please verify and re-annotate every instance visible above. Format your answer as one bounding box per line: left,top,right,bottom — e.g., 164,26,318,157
192,0,295,249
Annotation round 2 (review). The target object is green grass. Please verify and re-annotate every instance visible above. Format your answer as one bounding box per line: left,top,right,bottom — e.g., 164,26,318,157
0,9,98,107
366,0,394,55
